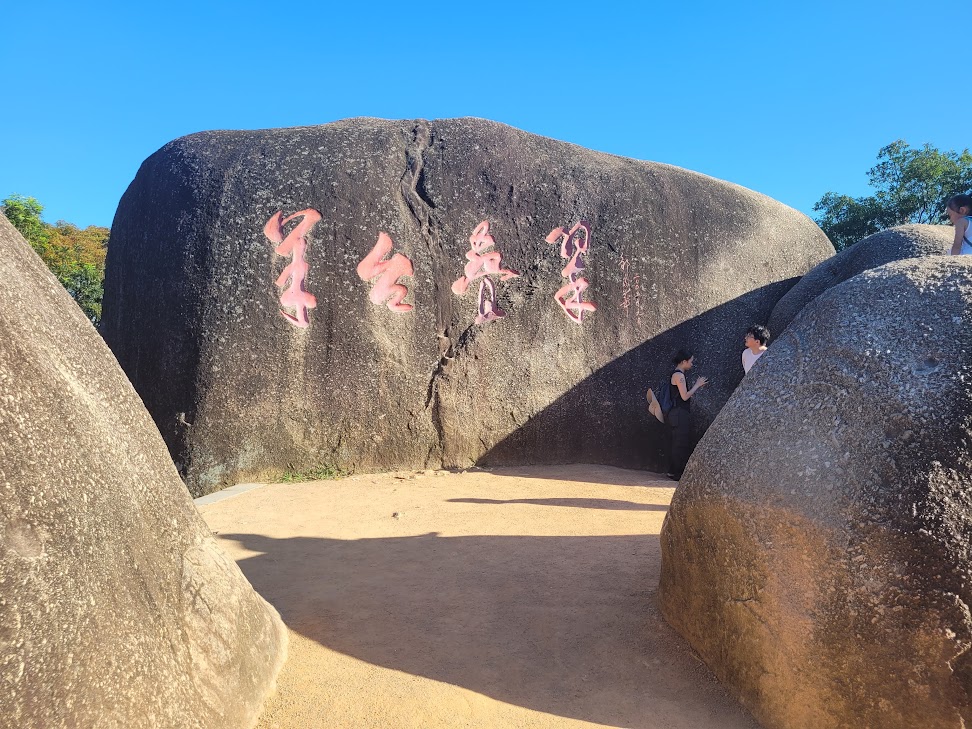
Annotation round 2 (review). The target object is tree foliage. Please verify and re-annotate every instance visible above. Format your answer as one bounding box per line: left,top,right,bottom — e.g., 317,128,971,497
814,141,972,251
2,194,109,324
1,194,50,250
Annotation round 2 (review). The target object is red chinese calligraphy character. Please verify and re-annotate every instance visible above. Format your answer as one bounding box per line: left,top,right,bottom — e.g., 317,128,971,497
357,232,414,313
264,209,321,328
546,220,596,324
475,278,507,324
452,221,520,295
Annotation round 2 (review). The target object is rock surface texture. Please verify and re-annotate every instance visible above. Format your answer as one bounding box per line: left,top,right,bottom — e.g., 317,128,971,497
0,214,287,728
101,117,833,495
659,257,972,729
768,223,952,335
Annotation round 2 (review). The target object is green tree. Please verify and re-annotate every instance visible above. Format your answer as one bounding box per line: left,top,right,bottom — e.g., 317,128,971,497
2,194,108,324
59,262,104,322
1,194,50,253
814,141,972,250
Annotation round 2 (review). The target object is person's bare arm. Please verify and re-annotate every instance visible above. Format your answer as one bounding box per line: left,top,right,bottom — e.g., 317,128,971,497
672,372,708,400
673,372,689,400
952,218,968,255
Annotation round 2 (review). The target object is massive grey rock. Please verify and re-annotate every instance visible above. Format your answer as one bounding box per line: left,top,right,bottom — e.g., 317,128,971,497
660,257,972,729
101,117,833,495
0,214,287,728
768,223,952,335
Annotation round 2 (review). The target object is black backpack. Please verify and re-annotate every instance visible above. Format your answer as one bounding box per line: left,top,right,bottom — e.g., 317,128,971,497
658,374,676,416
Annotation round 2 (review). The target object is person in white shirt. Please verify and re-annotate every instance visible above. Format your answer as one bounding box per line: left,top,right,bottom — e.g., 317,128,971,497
742,324,770,374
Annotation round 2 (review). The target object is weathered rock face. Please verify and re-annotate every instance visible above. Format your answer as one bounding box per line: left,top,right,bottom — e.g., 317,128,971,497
659,257,972,729
0,214,287,728
768,223,951,335
101,117,832,495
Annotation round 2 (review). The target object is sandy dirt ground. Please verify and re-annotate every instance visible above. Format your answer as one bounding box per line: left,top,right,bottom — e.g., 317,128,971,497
198,464,759,729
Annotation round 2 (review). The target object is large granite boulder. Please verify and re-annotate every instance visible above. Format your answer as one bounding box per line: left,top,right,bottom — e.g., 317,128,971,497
659,256,972,729
101,117,833,495
768,223,952,335
0,214,286,727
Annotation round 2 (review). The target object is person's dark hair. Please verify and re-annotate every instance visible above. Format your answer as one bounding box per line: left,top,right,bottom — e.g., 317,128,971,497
747,324,770,345
947,193,972,212
672,349,694,366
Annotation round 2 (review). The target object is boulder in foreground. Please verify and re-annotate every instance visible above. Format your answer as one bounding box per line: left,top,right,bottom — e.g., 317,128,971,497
768,223,951,335
661,256,972,729
0,214,287,728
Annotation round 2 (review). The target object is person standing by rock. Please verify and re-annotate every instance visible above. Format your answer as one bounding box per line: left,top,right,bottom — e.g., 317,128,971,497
946,193,972,255
742,324,770,373
667,350,708,480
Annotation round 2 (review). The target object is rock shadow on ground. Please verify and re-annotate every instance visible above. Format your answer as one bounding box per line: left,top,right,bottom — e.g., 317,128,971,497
201,469,759,728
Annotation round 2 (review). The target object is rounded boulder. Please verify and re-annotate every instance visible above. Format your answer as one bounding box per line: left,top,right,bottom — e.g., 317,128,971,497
101,117,832,494
0,215,287,727
768,223,952,335
660,256,972,729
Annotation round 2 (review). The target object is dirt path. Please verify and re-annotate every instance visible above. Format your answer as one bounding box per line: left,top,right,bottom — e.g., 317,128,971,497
198,464,759,729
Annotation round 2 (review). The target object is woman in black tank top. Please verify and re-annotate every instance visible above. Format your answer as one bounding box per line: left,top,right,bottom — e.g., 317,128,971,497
667,350,708,480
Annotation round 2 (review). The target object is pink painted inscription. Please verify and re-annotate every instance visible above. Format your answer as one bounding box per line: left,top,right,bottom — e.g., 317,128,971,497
475,278,503,325
453,221,519,324
264,209,321,328
546,221,596,324
357,232,414,312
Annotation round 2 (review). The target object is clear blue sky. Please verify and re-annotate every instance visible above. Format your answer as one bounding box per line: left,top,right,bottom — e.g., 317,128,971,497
2,0,968,229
